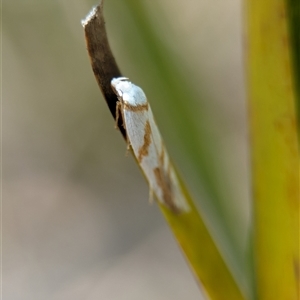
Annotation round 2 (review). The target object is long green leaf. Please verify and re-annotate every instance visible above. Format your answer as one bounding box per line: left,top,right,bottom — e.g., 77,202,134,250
246,1,299,298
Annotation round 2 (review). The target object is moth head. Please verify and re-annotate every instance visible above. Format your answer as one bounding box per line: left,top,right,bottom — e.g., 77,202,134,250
111,77,147,106
111,77,130,97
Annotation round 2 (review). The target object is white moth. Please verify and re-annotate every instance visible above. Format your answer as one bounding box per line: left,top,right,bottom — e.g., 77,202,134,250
111,77,190,213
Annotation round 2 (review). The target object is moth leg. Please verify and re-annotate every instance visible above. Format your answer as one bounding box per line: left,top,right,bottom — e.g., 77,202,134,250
115,101,122,129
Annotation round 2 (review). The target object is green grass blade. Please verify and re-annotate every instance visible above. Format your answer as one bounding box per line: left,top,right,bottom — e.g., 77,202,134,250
159,189,245,300
246,1,300,298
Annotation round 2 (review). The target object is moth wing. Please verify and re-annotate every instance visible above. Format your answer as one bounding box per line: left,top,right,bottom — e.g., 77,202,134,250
123,107,163,201
123,104,189,212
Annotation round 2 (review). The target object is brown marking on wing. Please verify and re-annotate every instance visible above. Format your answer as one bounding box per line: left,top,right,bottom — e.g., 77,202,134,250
124,103,149,112
138,121,151,162
153,166,179,213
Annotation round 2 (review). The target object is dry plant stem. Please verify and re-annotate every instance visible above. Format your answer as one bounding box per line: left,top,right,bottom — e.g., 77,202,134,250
83,2,125,137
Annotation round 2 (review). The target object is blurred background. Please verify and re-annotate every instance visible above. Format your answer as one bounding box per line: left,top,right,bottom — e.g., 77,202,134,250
3,0,250,299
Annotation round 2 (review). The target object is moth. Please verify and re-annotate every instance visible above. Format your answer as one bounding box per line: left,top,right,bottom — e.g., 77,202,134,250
111,77,189,213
